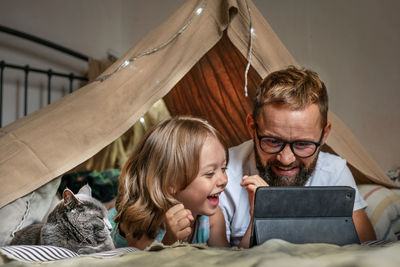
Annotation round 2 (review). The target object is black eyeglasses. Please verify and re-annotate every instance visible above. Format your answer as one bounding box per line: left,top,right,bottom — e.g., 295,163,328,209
255,123,324,158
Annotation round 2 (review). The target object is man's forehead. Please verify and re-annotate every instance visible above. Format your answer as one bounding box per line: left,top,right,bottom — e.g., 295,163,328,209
257,104,322,137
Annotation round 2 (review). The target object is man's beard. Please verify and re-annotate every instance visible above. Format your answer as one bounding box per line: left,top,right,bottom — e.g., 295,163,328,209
253,140,318,186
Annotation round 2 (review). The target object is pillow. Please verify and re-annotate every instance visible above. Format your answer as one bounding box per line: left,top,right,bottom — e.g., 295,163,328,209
358,184,400,241
0,245,78,263
0,245,137,263
0,177,61,246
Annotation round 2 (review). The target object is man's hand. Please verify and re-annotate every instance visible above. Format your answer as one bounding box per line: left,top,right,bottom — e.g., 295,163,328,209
162,203,194,245
240,175,269,217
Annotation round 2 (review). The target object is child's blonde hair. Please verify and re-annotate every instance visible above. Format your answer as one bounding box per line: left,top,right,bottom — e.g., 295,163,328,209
114,116,228,239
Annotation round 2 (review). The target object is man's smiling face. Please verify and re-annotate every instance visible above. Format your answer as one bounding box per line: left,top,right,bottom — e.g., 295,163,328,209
248,103,330,186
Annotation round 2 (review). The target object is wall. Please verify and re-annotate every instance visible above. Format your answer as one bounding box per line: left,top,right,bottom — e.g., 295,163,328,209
254,0,400,171
0,0,185,125
0,0,398,171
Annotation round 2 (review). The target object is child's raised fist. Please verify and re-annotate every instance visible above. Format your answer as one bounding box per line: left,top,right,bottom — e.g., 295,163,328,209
163,203,195,244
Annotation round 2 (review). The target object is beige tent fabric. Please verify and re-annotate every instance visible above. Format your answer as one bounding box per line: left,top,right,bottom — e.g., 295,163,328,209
327,112,394,187
70,58,171,172
75,57,125,171
88,57,117,81
0,0,396,208
71,99,171,172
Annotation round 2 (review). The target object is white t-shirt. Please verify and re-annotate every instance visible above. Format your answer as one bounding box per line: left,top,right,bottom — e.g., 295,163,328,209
219,140,367,244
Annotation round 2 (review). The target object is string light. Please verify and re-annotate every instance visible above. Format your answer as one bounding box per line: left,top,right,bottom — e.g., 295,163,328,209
95,0,254,101
121,60,130,68
196,7,203,15
95,0,208,82
244,0,254,97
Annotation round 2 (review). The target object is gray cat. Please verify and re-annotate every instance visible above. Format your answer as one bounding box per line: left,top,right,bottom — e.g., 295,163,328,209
10,184,115,254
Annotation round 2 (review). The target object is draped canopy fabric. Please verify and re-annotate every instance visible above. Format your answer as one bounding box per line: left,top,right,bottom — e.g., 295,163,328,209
0,0,395,208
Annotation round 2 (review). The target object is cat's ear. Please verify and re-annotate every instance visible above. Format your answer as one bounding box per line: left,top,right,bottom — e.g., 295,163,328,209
77,184,92,196
63,189,81,209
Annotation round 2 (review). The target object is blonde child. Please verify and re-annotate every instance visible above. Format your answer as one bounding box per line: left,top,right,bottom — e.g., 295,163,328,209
109,116,230,249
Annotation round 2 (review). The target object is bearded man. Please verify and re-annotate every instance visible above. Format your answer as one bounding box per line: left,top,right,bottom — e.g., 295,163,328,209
219,66,376,247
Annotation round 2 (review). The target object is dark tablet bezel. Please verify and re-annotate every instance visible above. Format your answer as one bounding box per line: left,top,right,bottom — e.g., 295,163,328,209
249,186,360,247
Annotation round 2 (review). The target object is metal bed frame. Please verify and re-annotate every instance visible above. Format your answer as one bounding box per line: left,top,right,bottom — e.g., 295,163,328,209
0,25,89,127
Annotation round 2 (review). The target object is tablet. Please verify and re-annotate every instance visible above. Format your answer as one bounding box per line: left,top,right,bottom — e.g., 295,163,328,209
249,186,360,247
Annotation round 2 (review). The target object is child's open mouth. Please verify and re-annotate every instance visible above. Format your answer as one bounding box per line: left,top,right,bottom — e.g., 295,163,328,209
207,192,221,207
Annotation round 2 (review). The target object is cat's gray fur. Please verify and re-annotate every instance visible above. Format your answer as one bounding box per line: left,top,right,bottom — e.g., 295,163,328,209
10,184,115,254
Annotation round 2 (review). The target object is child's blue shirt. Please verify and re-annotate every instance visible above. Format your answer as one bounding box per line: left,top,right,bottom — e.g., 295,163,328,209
108,208,210,248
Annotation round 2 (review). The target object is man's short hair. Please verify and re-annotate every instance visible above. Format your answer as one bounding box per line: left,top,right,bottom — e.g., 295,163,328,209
253,66,328,128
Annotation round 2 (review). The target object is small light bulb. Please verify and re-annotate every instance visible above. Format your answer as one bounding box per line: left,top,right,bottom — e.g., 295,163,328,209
140,117,145,124
121,60,130,68
250,27,254,34
196,7,203,15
